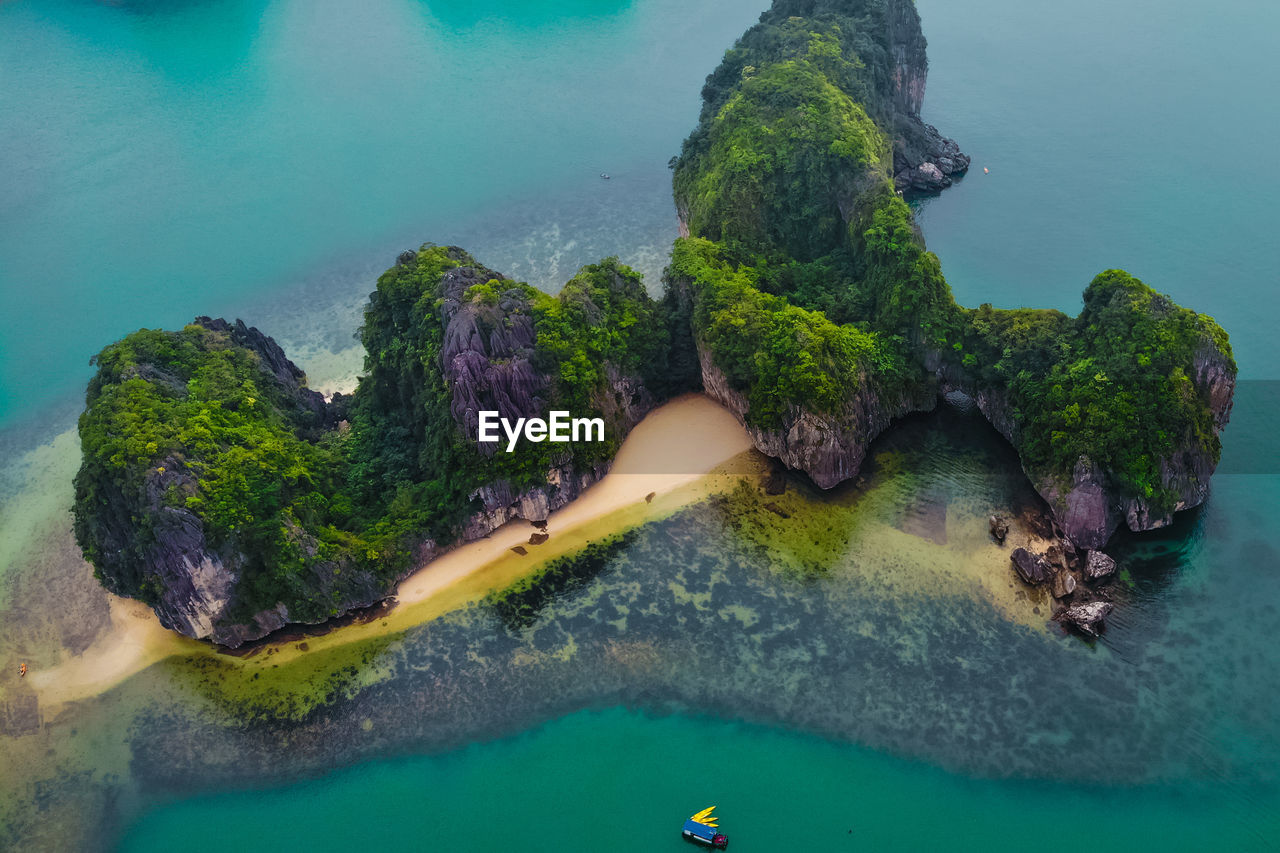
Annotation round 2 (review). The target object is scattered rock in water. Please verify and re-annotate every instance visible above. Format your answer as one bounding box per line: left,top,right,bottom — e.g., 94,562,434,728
1011,547,1053,584
510,545,528,556
528,532,549,546
988,515,1009,544
1058,601,1114,638
1052,569,1078,600
531,519,549,531
297,642,309,652
1084,550,1117,581
644,492,656,504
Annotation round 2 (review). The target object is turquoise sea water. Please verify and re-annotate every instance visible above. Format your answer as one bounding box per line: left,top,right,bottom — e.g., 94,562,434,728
0,0,764,430
4,0,1280,850
117,708,1271,853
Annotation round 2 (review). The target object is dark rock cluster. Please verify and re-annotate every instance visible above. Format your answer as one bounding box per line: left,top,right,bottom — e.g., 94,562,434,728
893,126,970,194
883,0,971,192
1004,505,1121,639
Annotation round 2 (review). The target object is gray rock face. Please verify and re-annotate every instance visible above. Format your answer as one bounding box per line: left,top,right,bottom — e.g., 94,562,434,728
1084,550,1117,581
125,455,401,647
1037,459,1120,552
882,0,970,193
435,267,545,450
463,461,611,541
1059,601,1114,638
1011,547,1054,585
885,0,928,117
697,347,936,489
434,261,658,540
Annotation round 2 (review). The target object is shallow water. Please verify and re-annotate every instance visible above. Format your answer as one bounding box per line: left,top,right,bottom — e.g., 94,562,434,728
3,0,1280,850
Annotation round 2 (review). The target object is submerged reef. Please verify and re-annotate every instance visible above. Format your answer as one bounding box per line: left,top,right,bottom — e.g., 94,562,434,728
73,0,1233,644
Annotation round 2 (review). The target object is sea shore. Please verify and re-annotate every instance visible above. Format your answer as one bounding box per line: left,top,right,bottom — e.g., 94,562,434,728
26,394,760,710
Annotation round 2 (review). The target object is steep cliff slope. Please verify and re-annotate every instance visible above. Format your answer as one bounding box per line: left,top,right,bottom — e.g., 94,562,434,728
74,249,678,645
72,318,369,646
667,0,1234,548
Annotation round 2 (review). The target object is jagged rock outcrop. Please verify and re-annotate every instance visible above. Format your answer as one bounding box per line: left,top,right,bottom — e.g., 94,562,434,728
1058,601,1114,638
883,0,970,192
1084,550,1117,581
431,254,662,539
436,267,545,448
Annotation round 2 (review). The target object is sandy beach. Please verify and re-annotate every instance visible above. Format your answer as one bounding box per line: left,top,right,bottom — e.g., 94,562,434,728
27,393,757,708
395,393,754,606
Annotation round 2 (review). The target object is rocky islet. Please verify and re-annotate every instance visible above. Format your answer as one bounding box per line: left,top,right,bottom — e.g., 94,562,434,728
71,0,1235,645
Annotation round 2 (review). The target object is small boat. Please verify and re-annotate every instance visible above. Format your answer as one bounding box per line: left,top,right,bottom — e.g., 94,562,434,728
682,807,728,849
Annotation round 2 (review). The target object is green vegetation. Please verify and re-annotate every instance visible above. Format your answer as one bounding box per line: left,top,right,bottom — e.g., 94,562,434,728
345,249,679,552
76,0,1235,632
960,271,1233,510
674,49,888,261
670,0,1233,515
72,323,375,617
533,259,681,423
75,246,682,628
669,237,918,430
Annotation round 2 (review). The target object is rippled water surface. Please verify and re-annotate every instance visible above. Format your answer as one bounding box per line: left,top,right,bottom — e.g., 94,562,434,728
3,0,1280,850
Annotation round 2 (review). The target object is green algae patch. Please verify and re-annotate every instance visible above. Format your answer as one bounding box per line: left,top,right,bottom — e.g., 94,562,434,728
485,530,639,631
167,630,402,722
710,478,868,580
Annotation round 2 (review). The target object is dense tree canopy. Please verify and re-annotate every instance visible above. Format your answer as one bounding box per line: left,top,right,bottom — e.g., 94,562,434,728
75,247,680,622
670,2,1233,511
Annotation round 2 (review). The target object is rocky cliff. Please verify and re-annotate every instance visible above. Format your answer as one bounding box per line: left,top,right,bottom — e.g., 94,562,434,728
75,249,674,646
72,317,385,647
881,0,971,192
667,0,1234,552
942,276,1238,550
429,253,662,540
697,345,935,489
1024,341,1235,549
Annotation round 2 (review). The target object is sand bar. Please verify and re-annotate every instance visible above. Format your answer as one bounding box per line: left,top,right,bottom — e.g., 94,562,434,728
395,393,754,606
28,393,756,708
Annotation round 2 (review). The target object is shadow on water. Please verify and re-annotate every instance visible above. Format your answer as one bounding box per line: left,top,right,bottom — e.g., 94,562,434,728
1108,506,1206,601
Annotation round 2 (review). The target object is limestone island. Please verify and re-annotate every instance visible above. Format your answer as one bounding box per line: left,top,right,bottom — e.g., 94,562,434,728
73,0,1235,646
